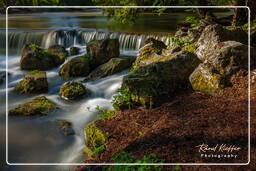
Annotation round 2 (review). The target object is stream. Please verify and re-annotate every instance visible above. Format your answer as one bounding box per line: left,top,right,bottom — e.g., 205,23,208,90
0,10,231,171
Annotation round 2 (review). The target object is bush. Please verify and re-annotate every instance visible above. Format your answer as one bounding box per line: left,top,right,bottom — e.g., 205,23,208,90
112,88,133,110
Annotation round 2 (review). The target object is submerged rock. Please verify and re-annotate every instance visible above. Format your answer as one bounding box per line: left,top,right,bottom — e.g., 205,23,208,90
9,96,57,116
20,44,67,70
59,55,90,79
86,38,120,68
122,51,201,108
59,81,87,100
70,46,80,56
15,70,48,94
56,120,75,136
87,57,136,80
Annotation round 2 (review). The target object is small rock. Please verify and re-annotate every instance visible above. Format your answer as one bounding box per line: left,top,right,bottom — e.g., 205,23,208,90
59,81,87,100
87,57,135,80
70,47,80,56
86,38,120,68
15,70,48,94
56,120,75,136
59,55,90,79
9,96,57,116
20,44,67,70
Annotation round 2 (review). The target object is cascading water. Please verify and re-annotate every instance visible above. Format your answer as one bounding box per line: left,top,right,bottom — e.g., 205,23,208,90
0,27,170,168
1,29,170,52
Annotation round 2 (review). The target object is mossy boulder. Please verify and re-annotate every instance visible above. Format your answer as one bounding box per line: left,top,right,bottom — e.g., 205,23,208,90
20,44,67,70
122,51,201,108
134,38,167,68
196,24,248,61
83,122,106,158
190,41,256,95
59,55,90,79
86,38,120,68
189,63,227,95
9,96,57,116
59,81,87,100
56,120,75,136
70,47,80,56
15,70,48,94
87,57,136,80
47,45,68,60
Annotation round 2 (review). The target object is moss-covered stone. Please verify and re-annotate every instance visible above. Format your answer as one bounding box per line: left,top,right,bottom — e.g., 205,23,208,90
47,45,68,61
9,96,57,116
88,57,136,80
83,122,106,158
15,70,48,94
189,63,227,96
122,51,201,108
20,44,67,70
86,38,120,69
59,81,86,100
59,55,91,79
70,47,80,56
134,38,167,68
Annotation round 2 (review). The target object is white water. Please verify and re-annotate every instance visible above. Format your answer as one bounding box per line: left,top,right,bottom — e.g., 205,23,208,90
0,30,135,166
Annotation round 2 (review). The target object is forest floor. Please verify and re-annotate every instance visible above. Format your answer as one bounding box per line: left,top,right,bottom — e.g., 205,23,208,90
77,69,256,171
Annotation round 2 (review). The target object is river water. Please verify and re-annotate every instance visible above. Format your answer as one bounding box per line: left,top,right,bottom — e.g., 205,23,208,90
0,10,231,170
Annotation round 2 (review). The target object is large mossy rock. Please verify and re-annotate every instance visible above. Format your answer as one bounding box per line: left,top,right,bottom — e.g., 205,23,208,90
86,38,120,68
83,122,106,158
59,55,90,79
87,57,136,80
15,70,48,94
134,38,167,68
59,81,87,100
20,44,67,70
190,41,255,95
189,63,227,95
9,96,57,116
122,51,201,108
196,24,248,61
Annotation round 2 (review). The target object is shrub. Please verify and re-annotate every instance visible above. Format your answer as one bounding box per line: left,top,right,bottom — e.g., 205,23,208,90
112,88,133,110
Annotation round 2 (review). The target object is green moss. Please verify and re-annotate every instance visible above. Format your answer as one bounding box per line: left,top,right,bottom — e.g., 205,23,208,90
84,122,106,158
59,81,86,100
9,96,57,116
96,106,116,120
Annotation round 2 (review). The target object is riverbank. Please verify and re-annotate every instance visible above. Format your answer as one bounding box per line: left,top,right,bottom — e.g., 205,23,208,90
77,69,256,170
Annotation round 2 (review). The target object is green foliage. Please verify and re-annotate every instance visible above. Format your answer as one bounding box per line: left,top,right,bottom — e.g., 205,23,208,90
167,37,191,48
185,16,200,27
112,88,133,110
96,105,116,120
104,150,164,171
92,144,106,155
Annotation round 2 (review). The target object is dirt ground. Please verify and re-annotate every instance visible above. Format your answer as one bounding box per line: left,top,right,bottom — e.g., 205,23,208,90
77,69,256,171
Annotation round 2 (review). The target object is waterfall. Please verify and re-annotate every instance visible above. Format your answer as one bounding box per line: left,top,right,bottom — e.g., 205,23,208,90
0,29,170,52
